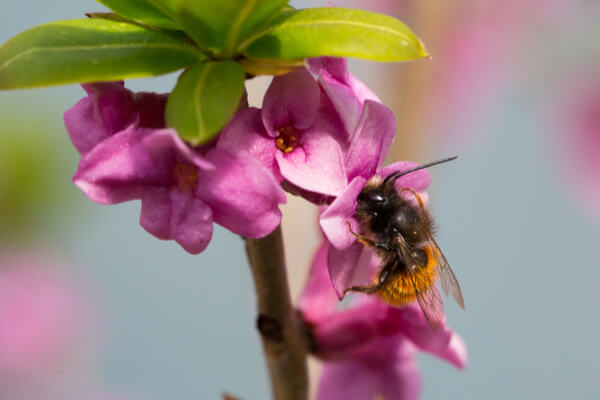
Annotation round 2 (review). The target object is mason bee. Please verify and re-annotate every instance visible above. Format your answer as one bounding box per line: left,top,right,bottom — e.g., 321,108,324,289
345,157,464,330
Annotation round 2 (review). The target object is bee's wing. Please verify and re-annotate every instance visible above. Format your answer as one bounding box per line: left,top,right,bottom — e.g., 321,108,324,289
396,238,445,331
430,237,465,309
407,269,444,331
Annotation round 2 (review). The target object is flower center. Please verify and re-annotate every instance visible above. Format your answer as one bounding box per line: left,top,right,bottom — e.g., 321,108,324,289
275,125,300,153
172,163,198,192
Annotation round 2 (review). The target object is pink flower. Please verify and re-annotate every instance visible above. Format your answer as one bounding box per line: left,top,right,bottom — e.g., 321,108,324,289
0,252,150,400
219,61,394,204
426,0,572,148
219,68,347,200
298,242,467,400
65,83,286,254
319,162,430,296
0,255,92,377
0,254,95,398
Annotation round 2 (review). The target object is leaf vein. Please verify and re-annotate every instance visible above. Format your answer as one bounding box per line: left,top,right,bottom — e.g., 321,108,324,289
193,63,211,134
238,19,414,51
0,43,199,72
226,0,258,56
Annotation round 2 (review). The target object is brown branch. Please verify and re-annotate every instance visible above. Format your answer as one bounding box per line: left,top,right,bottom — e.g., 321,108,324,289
245,226,309,400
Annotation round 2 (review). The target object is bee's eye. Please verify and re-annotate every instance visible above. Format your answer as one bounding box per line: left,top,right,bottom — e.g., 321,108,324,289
358,191,385,204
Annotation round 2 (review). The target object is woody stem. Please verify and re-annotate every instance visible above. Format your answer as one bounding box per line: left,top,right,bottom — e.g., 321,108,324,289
245,226,309,400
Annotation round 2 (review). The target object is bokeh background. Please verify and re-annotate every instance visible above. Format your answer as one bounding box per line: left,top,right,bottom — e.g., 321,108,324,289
1,0,599,399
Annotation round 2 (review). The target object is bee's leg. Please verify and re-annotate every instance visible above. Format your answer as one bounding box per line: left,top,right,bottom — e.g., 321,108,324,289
399,188,426,210
346,221,393,251
343,260,394,296
346,221,377,247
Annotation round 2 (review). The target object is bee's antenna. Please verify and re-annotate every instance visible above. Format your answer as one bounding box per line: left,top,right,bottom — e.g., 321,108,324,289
383,156,458,186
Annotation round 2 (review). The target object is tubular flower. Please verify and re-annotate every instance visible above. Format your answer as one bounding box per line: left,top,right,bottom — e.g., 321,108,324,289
219,68,348,200
65,83,286,254
298,242,467,400
319,162,430,296
219,61,394,204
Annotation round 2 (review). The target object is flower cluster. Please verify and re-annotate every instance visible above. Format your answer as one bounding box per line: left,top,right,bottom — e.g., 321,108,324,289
64,57,467,397
64,58,395,255
65,82,285,254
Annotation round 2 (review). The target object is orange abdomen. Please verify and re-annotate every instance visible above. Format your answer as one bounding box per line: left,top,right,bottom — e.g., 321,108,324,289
376,245,438,306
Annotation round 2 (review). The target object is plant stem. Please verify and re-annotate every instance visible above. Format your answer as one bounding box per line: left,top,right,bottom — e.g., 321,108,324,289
245,226,308,400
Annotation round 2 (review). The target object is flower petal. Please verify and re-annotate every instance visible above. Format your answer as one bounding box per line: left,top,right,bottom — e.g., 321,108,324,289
326,242,370,299
73,128,174,204
317,338,420,400
169,188,213,254
218,107,281,180
308,57,350,84
197,148,286,238
313,298,388,358
379,161,432,193
64,82,137,154
298,242,339,321
318,68,362,135
276,128,348,197
390,303,468,369
312,57,381,136
319,176,366,249
345,100,396,180
139,186,171,240
140,186,213,254
262,68,320,136
309,57,379,104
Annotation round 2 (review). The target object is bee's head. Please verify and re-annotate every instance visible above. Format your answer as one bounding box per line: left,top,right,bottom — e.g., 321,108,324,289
357,189,386,214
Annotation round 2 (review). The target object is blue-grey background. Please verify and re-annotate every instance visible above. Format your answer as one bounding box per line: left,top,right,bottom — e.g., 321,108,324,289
1,1,599,399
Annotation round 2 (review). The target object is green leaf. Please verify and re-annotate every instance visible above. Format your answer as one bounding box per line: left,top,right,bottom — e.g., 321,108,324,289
145,0,289,56
239,7,429,62
166,61,245,144
0,19,203,89
96,0,181,30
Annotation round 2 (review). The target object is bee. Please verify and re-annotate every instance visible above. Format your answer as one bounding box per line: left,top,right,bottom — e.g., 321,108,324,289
345,156,464,330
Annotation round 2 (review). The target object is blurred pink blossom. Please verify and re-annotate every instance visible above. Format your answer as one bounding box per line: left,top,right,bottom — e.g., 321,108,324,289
0,253,97,400
551,71,600,223
0,254,93,377
0,252,139,400
427,0,572,147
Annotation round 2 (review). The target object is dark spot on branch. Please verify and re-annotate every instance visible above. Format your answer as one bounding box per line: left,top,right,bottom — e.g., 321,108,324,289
257,314,283,342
